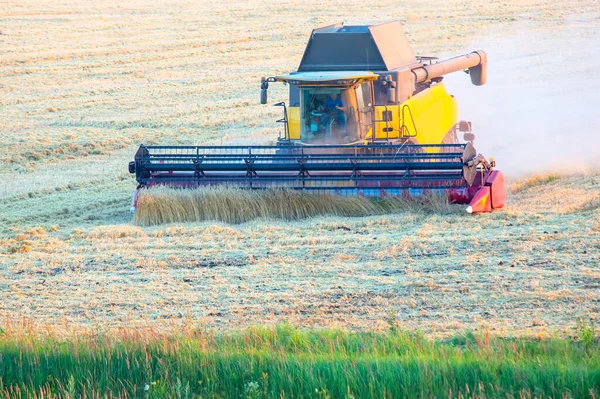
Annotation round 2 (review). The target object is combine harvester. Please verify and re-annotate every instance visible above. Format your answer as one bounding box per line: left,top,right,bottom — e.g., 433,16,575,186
129,21,505,215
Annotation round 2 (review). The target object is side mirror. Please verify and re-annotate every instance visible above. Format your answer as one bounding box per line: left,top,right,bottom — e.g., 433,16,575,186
458,120,472,133
463,133,475,142
260,89,268,104
260,78,268,104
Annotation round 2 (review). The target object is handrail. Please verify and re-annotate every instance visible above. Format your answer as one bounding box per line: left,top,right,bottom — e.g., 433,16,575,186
274,102,289,140
400,104,418,138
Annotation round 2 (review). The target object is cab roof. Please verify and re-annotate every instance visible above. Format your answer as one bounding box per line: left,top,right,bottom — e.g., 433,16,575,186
275,71,378,85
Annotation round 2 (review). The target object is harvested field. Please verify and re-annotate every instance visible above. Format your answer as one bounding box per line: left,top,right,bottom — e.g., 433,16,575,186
1,172,599,336
0,0,599,341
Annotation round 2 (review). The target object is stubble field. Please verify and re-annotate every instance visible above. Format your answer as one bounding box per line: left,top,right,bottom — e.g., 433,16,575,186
1,0,600,338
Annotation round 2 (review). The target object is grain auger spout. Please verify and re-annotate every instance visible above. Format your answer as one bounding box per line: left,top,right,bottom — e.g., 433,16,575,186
129,21,505,217
411,51,487,86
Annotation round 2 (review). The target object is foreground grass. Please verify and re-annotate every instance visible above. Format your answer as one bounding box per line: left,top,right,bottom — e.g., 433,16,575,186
0,324,598,398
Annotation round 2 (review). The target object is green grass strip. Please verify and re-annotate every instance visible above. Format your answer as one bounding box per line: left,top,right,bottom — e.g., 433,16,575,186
0,325,598,398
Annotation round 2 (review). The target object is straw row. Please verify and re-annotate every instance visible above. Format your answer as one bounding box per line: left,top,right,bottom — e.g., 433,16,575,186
133,187,455,226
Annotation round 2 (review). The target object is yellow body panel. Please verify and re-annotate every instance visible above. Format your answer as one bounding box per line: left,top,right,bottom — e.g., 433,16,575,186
288,106,301,140
285,83,457,145
373,82,458,145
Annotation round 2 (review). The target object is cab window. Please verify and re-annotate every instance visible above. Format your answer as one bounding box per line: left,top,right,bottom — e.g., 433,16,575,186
300,87,352,143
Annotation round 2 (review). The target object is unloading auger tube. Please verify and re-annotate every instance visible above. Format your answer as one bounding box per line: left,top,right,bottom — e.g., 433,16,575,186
411,51,487,86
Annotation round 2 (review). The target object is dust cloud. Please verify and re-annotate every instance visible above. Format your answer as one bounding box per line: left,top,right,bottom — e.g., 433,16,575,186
443,14,600,178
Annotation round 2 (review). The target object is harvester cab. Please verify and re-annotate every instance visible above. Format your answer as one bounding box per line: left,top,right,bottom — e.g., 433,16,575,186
262,71,378,144
261,21,487,147
129,21,505,215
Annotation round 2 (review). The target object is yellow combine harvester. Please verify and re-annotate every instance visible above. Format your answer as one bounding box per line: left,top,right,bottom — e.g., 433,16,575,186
130,21,505,214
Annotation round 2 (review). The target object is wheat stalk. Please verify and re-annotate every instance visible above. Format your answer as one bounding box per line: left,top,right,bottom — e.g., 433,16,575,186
133,187,456,226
